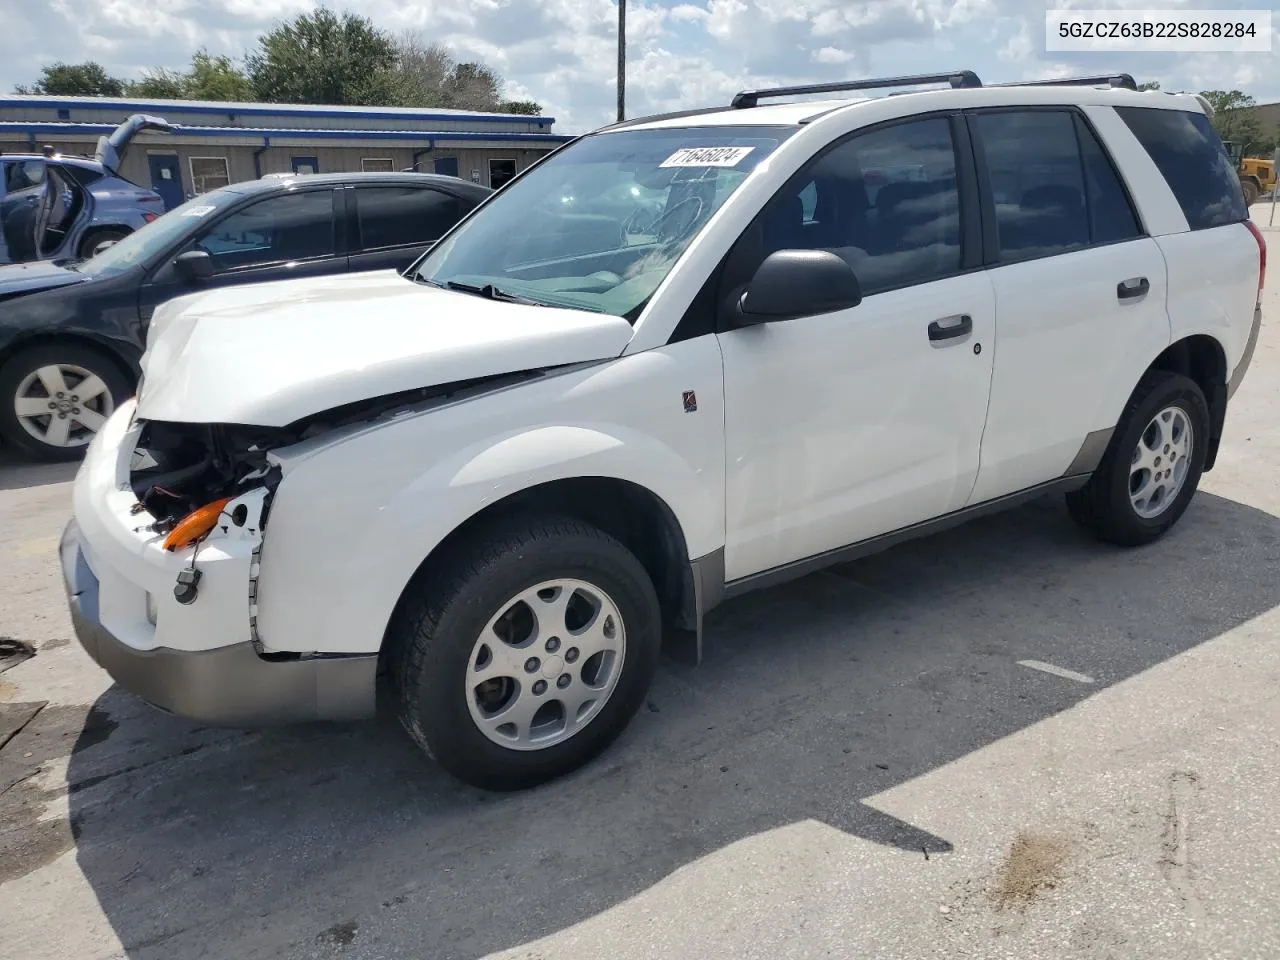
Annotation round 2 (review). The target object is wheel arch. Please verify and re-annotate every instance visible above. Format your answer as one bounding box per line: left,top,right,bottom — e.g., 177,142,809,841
1143,333,1228,471
379,476,700,669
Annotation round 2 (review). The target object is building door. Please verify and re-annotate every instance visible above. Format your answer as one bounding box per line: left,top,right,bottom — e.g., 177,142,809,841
291,156,318,175
147,154,183,211
434,156,459,178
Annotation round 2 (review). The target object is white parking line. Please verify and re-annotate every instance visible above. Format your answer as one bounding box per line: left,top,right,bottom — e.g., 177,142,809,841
1017,659,1096,684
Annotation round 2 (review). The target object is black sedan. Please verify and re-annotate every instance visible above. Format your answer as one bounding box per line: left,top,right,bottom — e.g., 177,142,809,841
0,171,490,461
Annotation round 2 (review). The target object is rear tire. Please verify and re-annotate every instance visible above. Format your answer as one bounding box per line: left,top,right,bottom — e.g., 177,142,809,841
388,514,662,791
0,343,131,462
78,227,129,260
1066,371,1210,547
1242,178,1260,207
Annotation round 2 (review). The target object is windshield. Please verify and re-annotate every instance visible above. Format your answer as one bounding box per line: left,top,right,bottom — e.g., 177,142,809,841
77,190,240,278
413,125,798,318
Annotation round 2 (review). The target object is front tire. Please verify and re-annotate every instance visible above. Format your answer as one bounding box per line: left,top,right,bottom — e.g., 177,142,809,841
1066,371,1210,546
388,515,662,791
1242,178,1260,207
0,343,131,462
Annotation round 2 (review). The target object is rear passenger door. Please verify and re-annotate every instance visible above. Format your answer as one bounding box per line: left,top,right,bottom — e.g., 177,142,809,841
347,184,467,274
967,108,1171,505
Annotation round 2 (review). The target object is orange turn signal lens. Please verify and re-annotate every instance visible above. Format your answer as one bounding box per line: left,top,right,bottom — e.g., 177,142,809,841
163,498,233,552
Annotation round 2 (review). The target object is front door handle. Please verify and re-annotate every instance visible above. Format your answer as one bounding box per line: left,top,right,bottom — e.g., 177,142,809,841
928,313,973,342
1117,277,1150,300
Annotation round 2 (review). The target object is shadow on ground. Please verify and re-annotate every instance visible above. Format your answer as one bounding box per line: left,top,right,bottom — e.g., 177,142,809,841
37,491,1280,958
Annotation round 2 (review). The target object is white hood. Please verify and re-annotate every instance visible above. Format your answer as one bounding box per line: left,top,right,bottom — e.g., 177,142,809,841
136,270,635,426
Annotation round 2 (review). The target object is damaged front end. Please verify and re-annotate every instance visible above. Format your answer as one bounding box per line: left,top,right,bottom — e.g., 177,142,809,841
128,370,544,544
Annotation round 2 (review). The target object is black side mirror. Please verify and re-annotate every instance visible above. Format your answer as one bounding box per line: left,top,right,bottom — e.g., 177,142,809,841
731,249,862,328
173,249,213,282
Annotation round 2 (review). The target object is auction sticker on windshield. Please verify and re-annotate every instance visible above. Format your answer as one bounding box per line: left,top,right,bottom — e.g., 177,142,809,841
661,146,755,168
181,205,217,217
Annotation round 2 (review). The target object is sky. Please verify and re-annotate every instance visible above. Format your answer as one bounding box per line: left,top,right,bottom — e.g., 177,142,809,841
2,0,1278,132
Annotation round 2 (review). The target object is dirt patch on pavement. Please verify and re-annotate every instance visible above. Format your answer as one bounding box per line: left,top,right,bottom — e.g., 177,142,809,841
989,830,1073,909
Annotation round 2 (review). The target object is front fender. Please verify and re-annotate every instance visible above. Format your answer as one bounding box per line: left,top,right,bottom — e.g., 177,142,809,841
254,342,726,655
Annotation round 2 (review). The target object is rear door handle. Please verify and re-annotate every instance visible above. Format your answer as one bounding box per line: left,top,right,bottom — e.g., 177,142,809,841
928,313,973,342
1117,277,1150,300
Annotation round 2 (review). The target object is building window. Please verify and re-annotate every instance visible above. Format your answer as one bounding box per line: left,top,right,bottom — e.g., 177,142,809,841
56,108,70,120
189,157,230,194
488,158,517,190
361,158,395,172
291,156,318,175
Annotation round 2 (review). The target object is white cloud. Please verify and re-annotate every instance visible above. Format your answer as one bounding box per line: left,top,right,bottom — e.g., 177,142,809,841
2,0,1277,133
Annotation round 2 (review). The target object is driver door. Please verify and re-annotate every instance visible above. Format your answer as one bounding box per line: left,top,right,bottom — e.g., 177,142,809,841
718,115,997,582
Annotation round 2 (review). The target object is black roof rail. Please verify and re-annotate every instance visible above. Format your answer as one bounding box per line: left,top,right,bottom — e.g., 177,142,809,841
999,73,1138,91
731,71,982,109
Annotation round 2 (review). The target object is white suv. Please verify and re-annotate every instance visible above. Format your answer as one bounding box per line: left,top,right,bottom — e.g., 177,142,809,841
60,72,1266,790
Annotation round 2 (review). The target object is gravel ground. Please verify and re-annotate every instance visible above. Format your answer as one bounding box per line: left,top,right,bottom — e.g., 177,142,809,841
0,211,1277,960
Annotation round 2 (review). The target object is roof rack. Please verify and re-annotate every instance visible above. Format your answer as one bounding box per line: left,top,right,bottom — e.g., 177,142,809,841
731,71,982,109
999,73,1138,91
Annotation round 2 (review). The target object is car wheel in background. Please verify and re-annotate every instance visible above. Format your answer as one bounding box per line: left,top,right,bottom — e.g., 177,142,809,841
78,227,130,260
0,343,131,462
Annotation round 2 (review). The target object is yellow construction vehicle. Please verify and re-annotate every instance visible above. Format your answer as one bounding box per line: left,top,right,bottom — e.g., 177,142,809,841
1224,140,1278,205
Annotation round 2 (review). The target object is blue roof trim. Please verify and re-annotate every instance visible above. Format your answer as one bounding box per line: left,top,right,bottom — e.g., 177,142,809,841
0,122,572,144
0,95,554,127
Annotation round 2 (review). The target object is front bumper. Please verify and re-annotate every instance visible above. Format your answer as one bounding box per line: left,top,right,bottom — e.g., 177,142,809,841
1228,305,1263,400
61,521,377,727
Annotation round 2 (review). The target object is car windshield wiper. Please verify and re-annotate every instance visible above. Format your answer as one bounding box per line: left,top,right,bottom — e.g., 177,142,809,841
444,279,544,306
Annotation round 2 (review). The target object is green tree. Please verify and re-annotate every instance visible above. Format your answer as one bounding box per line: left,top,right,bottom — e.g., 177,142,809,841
129,68,188,99
245,8,399,105
1137,80,1161,92
186,51,255,101
499,99,543,115
15,61,125,96
387,31,541,114
1200,89,1263,147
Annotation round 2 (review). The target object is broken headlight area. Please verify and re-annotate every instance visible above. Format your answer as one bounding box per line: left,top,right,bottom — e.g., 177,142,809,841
128,369,548,534
129,421,292,531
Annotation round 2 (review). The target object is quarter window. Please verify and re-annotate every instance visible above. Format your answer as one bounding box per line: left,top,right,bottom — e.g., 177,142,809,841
195,190,335,272
1115,106,1248,230
752,117,962,295
355,186,464,250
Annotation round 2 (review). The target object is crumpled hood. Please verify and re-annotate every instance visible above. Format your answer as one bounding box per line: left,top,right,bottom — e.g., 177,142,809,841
0,261,89,297
136,269,634,427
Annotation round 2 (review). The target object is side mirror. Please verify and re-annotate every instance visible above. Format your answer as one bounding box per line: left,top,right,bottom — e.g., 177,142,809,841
173,249,213,282
731,249,862,328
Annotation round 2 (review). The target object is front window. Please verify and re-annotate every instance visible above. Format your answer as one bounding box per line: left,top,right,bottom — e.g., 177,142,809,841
77,190,239,277
413,125,798,318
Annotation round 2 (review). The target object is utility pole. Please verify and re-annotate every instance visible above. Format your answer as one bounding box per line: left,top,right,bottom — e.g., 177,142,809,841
617,0,626,122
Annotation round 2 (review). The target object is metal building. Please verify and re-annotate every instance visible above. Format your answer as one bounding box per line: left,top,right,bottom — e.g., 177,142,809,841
0,94,572,210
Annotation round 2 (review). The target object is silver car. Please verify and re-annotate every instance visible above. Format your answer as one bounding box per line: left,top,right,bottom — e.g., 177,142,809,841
0,115,171,265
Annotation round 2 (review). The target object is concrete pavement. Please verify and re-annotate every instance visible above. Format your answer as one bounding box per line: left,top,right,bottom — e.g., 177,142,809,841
0,212,1277,960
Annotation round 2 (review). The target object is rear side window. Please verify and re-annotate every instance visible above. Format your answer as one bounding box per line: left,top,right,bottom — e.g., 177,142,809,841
1115,106,1247,230
60,164,104,188
355,186,464,250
